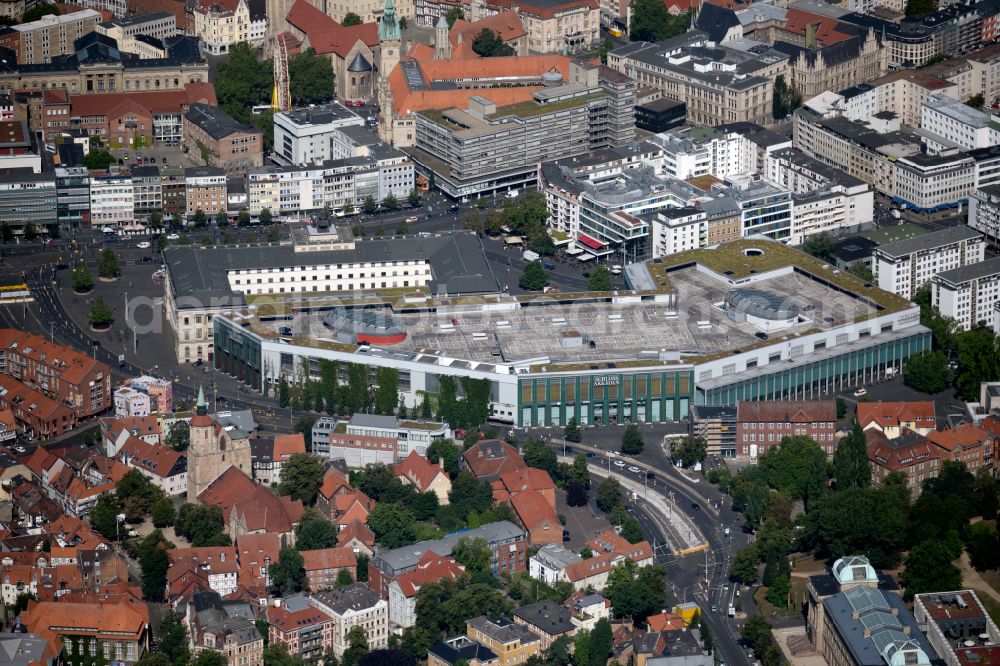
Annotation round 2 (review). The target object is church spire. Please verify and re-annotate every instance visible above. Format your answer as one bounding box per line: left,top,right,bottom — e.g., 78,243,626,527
196,386,207,416
379,0,400,42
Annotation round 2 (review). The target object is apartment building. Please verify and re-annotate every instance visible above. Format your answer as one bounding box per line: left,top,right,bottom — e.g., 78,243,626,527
649,207,704,257
184,165,227,216
933,257,1000,330
56,166,90,230
273,103,365,166
689,405,737,458
608,31,779,128
161,165,186,214
970,185,1000,244
466,616,541,664
735,400,838,458
168,547,240,598
191,0,250,55
387,553,465,630
132,166,163,218
183,104,263,174
309,585,388,657
20,595,149,666
411,62,635,198
927,423,995,473
301,548,357,591
868,429,941,495
119,436,187,496
99,12,177,42
14,10,101,64
873,226,985,299
186,591,264,666
428,636,499,666
857,401,936,439
89,175,135,230
268,595,333,660
0,329,112,419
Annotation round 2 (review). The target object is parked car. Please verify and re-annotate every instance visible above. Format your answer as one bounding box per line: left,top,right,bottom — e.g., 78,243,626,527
166,233,180,240
628,466,641,473
853,387,868,397
136,241,151,249
614,460,626,468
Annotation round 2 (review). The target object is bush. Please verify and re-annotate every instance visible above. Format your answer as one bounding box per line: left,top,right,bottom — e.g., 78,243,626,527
89,299,113,328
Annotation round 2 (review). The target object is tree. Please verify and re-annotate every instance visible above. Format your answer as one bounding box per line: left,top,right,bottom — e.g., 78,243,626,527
367,502,416,548
621,425,644,455
193,209,208,228
97,248,119,278
730,545,760,584
669,436,707,468
140,542,168,602
758,436,828,501
597,38,612,64
278,453,324,504
21,223,37,241
472,28,515,56
151,497,176,527
587,265,613,291
519,260,549,291
147,212,163,231
91,493,123,540
832,422,870,490
453,537,492,574
159,611,190,666
802,233,833,261
375,367,400,415
270,547,307,596
343,626,370,666
290,49,335,105
342,11,363,24
587,619,613,666
620,517,645,543
803,486,908,568
904,350,952,393
215,42,273,127
427,439,462,477
568,454,590,490
966,93,985,108
89,299,113,328
604,563,666,622
900,539,962,599
564,417,582,443
175,503,229,546
445,7,464,28
167,421,190,451
905,0,935,17
522,437,557,474
574,631,591,666
22,3,59,21
596,476,622,513
83,148,115,170
278,376,290,407
0,222,11,243
448,471,494,518
295,510,338,550
407,189,421,208
772,74,802,120
973,467,1000,520
260,208,273,225
72,266,94,292
956,325,1000,400
630,0,688,41
191,652,227,666
363,196,378,214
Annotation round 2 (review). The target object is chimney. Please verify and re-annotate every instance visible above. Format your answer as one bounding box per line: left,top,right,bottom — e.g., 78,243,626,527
438,457,445,470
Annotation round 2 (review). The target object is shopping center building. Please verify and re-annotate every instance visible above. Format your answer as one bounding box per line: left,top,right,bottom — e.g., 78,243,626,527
164,226,931,427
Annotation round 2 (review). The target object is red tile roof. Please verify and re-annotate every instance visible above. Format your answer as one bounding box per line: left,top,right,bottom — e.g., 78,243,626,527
511,489,560,534
926,423,993,452
857,401,936,431
319,467,351,500
301,547,357,572
127,0,186,25
782,8,852,46
462,440,526,480
736,400,836,423
499,467,555,495
866,430,941,471
268,601,332,633
564,530,653,583
0,329,108,387
273,433,306,461
336,518,375,549
393,450,447,493
450,10,525,46
198,467,305,535
120,436,183,478
393,552,465,597
286,0,378,57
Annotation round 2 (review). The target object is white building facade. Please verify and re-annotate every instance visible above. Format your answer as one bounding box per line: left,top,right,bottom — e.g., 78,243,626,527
873,226,986,298
273,103,366,166
933,256,1000,330
89,176,135,229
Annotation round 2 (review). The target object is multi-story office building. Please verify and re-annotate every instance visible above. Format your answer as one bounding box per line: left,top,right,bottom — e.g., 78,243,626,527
55,166,90,230
90,175,135,229
184,165,227,216
273,102,367,166
411,61,635,198
183,104,263,174
608,31,780,128
873,226,985,299
920,94,1000,152
132,166,163,219
0,170,56,233
648,207,704,257
13,10,101,64
98,11,177,42
724,175,794,242
970,185,1000,245
933,257,1000,331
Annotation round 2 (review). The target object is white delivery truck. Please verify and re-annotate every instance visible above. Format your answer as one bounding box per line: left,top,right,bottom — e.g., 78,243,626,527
523,250,540,261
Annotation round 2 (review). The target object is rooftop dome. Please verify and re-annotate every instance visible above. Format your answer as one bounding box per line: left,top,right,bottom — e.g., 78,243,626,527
724,287,799,321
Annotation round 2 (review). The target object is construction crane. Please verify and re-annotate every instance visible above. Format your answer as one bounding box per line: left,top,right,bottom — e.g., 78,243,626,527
272,35,291,112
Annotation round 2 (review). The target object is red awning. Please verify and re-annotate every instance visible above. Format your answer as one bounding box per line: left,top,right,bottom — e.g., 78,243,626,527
578,233,605,250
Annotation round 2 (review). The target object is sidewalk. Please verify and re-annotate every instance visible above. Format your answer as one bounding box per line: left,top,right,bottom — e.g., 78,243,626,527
563,454,708,555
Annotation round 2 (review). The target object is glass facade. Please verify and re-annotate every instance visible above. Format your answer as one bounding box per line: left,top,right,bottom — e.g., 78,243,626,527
698,331,930,405
213,320,263,391
518,369,694,427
